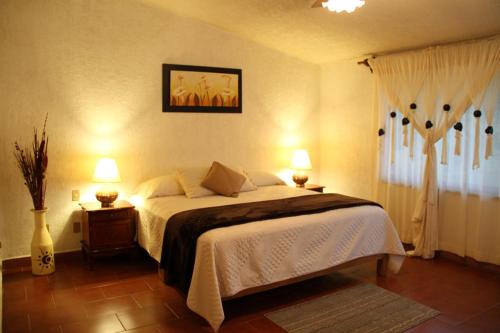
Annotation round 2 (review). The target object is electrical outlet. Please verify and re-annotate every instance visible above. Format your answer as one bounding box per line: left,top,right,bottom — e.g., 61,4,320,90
73,222,81,233
72,190,80,201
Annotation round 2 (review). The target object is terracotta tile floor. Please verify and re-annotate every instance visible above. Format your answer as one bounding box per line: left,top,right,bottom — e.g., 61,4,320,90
2,252,500,333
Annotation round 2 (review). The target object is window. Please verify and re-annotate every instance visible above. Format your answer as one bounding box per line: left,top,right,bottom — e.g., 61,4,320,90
380,103,500,197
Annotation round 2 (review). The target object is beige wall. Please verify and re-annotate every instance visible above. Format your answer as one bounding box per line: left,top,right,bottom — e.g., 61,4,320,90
319,61,375,199
0,0,320,259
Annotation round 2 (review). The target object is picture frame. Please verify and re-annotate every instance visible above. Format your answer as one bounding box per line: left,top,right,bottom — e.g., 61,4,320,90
162,64,242,113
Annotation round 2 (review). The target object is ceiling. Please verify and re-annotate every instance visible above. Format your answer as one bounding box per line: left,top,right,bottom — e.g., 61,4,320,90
146,0,500,64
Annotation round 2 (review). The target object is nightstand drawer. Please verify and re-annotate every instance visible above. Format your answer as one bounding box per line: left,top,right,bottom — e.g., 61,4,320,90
90,209,130,222
90,219,135,248
80,201,137,267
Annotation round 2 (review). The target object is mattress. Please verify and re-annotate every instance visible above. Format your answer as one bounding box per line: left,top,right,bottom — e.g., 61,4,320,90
137,185,406,331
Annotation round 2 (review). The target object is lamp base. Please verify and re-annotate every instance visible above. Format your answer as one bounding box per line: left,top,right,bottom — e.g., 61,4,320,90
96,189,118,208
292,174,309,187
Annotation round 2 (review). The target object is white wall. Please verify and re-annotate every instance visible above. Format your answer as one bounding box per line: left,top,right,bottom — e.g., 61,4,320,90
0,0,320,259
319,61,375,199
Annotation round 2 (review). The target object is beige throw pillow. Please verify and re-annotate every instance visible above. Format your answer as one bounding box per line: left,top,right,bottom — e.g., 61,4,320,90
176,167,215,198
202,161,246,197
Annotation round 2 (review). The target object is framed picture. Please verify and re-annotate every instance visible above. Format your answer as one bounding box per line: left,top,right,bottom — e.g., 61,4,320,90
162,64,242,113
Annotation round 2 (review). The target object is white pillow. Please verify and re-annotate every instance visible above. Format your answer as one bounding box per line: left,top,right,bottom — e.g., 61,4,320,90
233,166,258,192
176,167,215,198
246,170,286,187
136,174,184,199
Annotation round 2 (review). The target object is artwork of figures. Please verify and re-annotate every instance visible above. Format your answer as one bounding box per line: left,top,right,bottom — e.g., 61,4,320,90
163,64,242,113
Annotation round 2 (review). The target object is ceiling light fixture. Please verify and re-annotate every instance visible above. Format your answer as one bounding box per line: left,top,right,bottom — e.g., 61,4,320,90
322,0,365,13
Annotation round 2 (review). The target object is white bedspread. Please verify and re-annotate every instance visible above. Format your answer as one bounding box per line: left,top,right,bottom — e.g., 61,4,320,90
137,186,406,332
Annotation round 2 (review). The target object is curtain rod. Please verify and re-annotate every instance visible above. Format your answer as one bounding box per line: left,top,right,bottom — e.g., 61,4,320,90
356,34,499,73
357,58,374,73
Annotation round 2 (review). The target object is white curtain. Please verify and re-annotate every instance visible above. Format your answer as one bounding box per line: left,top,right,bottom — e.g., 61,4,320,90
371,36,500,262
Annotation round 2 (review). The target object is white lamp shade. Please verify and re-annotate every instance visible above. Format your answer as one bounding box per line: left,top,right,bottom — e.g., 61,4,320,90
291,149,312,170
92,158,121,183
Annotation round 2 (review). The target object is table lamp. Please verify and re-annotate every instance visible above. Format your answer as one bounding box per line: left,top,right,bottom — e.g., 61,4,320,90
93,157,121,207
291,149,312,187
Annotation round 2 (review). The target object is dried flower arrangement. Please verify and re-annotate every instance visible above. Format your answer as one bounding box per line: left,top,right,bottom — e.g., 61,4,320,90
13,115,49,210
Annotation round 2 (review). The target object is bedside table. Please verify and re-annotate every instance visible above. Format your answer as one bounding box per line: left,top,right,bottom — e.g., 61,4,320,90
79,200,137,266
304,184,325,193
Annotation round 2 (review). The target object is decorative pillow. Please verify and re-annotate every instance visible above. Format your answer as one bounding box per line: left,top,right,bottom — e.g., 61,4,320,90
176,167,215,198
246,170,286,187
136,174,184,199
202,162,246,197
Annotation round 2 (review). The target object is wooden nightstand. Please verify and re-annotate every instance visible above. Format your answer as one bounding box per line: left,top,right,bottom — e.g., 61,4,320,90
304,184,325,193
79,200,137,266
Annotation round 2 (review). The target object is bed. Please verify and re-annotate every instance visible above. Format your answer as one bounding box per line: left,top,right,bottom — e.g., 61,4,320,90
136,185,406,332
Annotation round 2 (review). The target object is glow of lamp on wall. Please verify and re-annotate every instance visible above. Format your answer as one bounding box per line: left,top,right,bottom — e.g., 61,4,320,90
92,157,121,207
322,0,365,13
291,149,312,187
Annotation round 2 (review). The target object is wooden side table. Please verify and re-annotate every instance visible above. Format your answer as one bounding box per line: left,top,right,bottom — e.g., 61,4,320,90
304,184,325,193
79,200,137,267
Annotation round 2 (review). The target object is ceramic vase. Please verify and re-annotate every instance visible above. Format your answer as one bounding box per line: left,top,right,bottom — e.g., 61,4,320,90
31,209,55,275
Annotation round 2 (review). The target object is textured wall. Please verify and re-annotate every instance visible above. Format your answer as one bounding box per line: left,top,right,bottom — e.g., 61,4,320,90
0,0,319,259
319,61,375,199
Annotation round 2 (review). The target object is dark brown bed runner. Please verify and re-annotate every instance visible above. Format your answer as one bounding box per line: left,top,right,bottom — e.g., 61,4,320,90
159,193,382,293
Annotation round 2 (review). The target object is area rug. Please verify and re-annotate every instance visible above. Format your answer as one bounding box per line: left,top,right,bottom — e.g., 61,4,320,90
265,283,439,333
